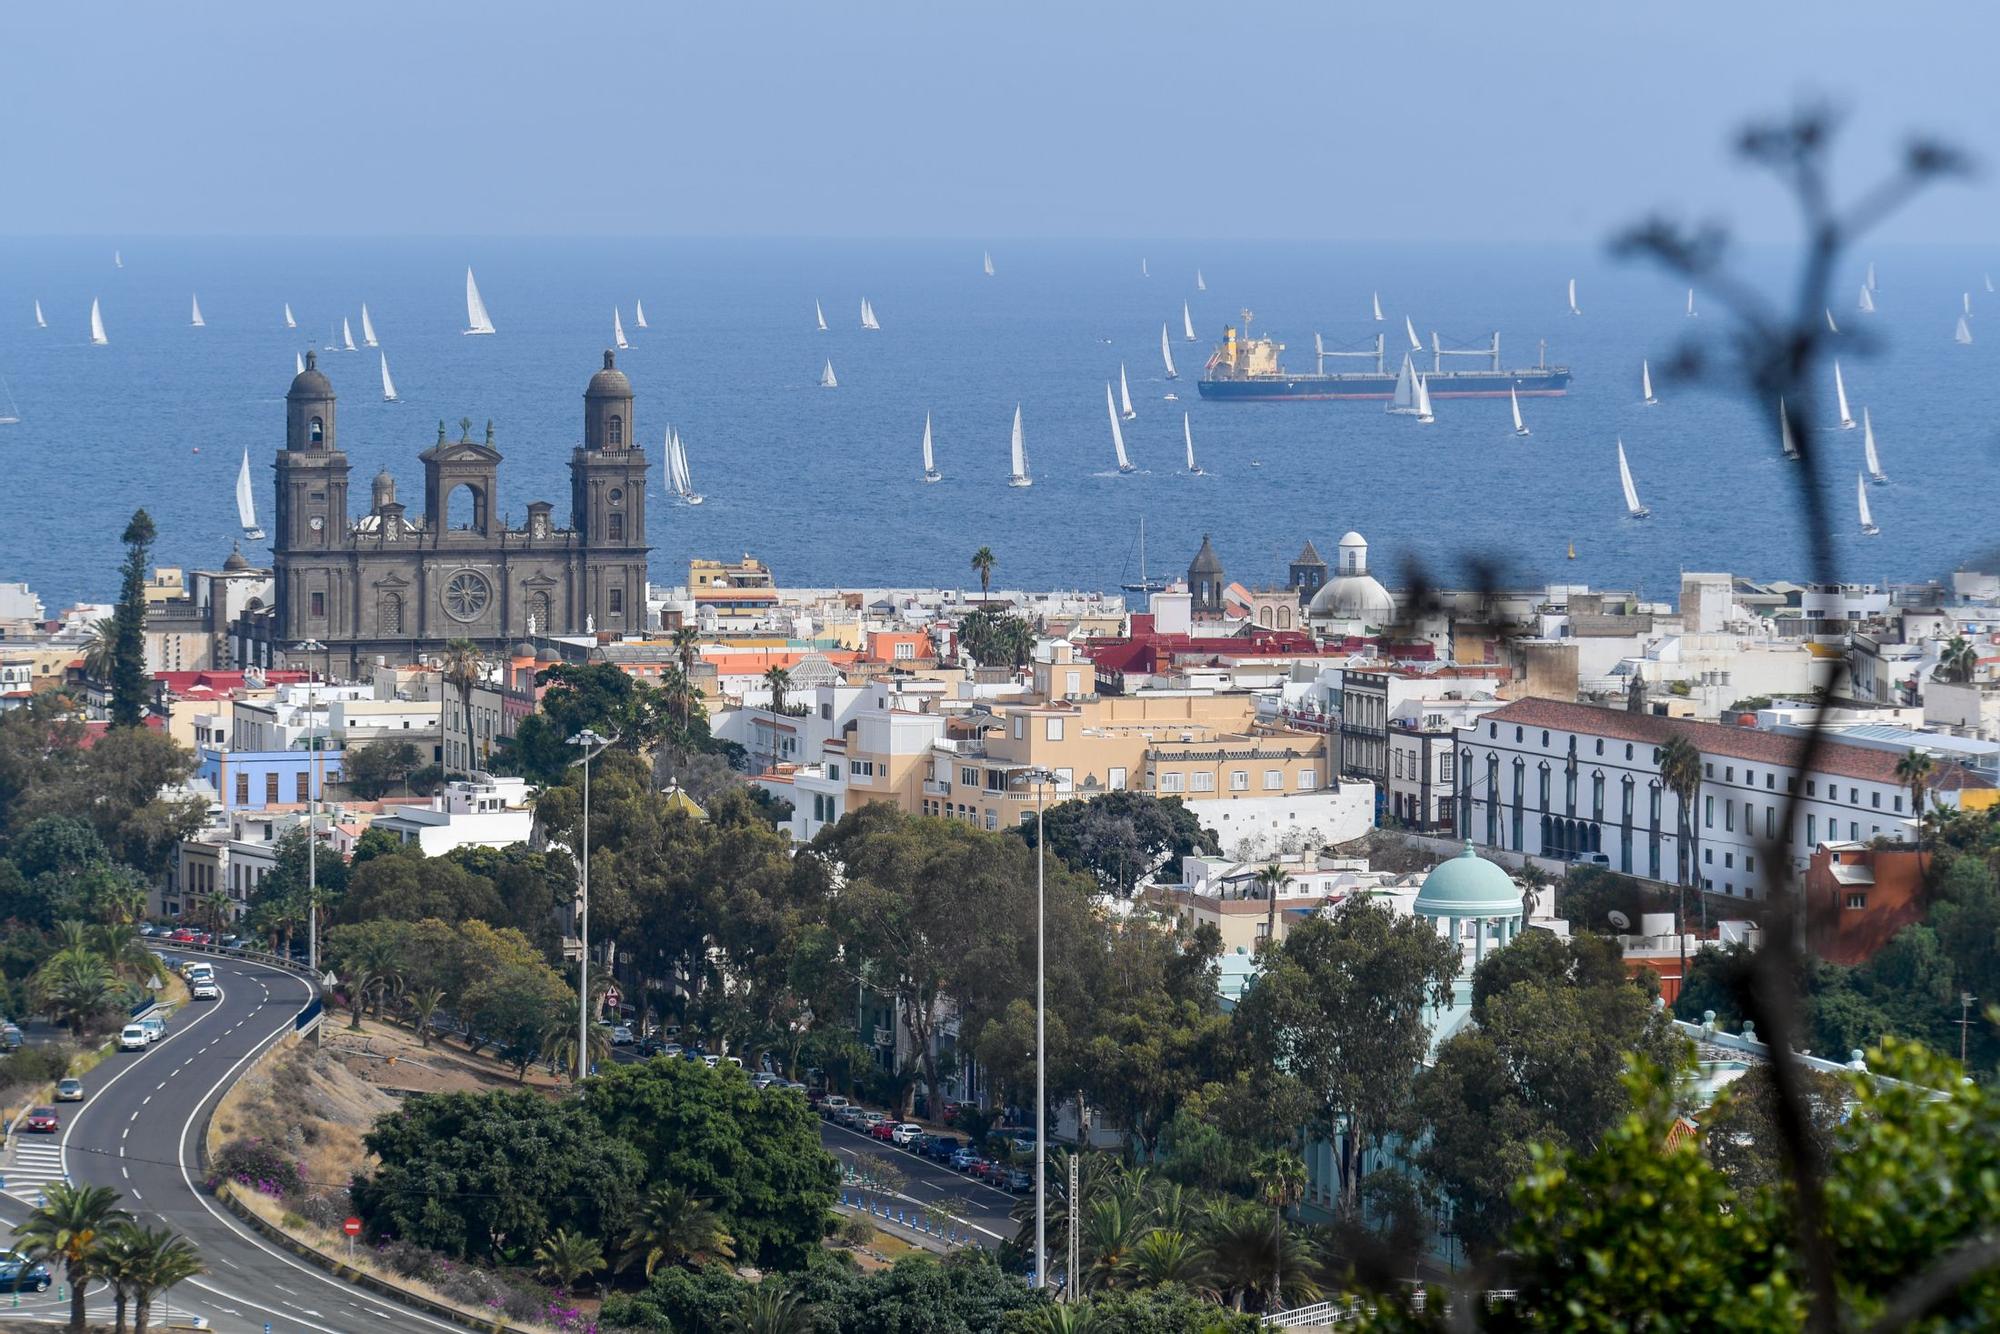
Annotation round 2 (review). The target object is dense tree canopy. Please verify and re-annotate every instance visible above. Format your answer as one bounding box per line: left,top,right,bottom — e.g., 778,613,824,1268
1022,791,1221,896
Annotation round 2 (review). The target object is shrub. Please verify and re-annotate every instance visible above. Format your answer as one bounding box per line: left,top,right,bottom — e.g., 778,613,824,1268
837,1214,876,1248
209,1137,307,1200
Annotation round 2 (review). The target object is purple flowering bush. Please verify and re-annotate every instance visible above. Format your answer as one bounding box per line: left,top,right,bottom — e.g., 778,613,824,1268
208,1137,307,1200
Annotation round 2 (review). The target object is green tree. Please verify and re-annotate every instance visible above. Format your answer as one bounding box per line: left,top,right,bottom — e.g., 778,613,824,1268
971,545,997,598
958,608,1035,668
121,1224,204,1334
1936,634,1978,684
1698,1062,1846,1192
462,959,573,1077
343,738,422,799
82,616,118,685
440,638,487,767
1251,1151,1307,1310
337,844,504,925
108,510,156,728
1659,734,1702,891
17,1181,132,1331
1896,747,1936,865
533,1226,606,1293
723,1283,815,1334
1024,791,1221,896
620,1183,736,1277
1252,864,1290,958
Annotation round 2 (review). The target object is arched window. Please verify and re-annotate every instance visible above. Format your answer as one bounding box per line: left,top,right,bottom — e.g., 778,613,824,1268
1278,607,1292,629
379,592,403,636
608,414,624,447
1257,607,1273,628
309,417,324,444
526,591,551,634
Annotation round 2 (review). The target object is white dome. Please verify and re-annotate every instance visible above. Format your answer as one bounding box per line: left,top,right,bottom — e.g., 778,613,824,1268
1308,570,1395,622
1338,530,1367,548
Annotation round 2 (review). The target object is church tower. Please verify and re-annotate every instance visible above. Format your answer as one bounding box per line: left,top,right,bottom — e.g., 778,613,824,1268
570,351,650,635
1188,534,1225,617
273,352,351,643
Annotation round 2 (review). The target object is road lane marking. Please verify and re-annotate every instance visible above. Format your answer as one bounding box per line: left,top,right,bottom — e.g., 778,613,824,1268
120,1166,128,1179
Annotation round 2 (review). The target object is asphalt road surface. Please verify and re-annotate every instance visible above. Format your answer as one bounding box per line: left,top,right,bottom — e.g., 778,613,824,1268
816,1120,1022,1250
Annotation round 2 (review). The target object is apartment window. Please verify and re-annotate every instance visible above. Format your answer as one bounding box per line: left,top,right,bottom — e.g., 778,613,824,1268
1595,739,1604,755
858,760,876,777
1538,768,1550,810
1766,807,1775,839
897,641,918,661
1440,752,1454,782
1704,848,1713,864
1065,670,1080,694
1725,766,1734,783
1056,768,1073,793
1704,763,1714,778
1516,727,1523,742
1229,770,1249,791
1746,856,1755,872
961,767,977,787
1264,769,1283,790
1190,773,1215,793
1851,822,1860,841
1806,780,1816,797
1807,813,1817,844
1297,771,1316,791
1705,795,1714,828
1871,790,1881,809
1850,787,1859,805
1013,716,1024,740
1893,794,1903,812
295,773,309,803
235,773,249,806
984,810,997,831
1725,800,1734,833
1744,769,1753,786
1045,717,1064,742
1160,772,1185,793
826,763,841,781
1724,852,1734,868
1108,766,1127,790
1592,774,1604,822
1846,892,1867,910
1490,723,1498,738
264,773,279,805
820,703,832,720
1625,743,1634,760
1541,730,1550,746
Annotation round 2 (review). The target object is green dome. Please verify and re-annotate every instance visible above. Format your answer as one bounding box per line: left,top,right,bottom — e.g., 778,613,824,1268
1415,842,1523,918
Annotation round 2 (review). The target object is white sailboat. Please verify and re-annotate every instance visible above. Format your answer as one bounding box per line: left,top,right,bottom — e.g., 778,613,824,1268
1956,315,1974,345
1857,472,1879,536
613,308,629,351
1106,384,1136,473
464,267,496,335
1510,385,1530,437
190,294,205,328
634,299,649,329
1641,360,1657,405
1987,274,1995,295
1008,404,1032,487
379,352,398,402
666,427,703,505
1118,364,1137,420
113,250,123,269
1182,301,1197,343
1833,360,1855,429
1780,397,1800,460
860,298,880,330
1161,324,1179,380
1414,373,1435,424
1140,258,1150,279
921,414,941,482
815,300,827,332
33,300,45,329
1858,285,1876,314
89,299,107,346
1405,315,1422,352
1862,408,1886,483
295,352,305,376
236,450,265,541
983,250,995,277
341,317,357,352
1617,439,1650,518
1686,288,1697,318
1568,278,1581,315
1184,413,1202,475
820,359,838,388
361,304,378,347
1826,309,1841,334
1866,261,1878,292
1387,355,1420,415
1372,291,1384,322
1196,269,1206,292
283,302,296,329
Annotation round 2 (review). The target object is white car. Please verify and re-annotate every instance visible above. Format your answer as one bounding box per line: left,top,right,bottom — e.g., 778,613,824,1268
118,1025,149,1052
190,981,219,1001
890,1122,926,1146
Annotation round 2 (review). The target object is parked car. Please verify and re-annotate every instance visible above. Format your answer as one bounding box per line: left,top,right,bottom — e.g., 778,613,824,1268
819,1096,851,1120
868,1119,900,1142
118,1025,149,1052
609,1024,635,1046
53,1078,82,1102
636,1036,666,1057
949,1148,985,1173
0,1256,51,1293
139,1015,166,1043
0,1023,22,1050
887,1122,925,1146
19,1106,57,1133
1002,1169,1033,1193
191,981,219,1001
918,1134,961,1163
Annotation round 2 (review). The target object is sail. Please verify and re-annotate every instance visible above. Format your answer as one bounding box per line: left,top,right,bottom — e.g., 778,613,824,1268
341,317,356,351
1834,360,1854,427
1686,288,1696,317
1780,397,1799,459
283,302,296,329
296,352,305,376
1618,439,1647,516
1414,374,1435,423
33,300,45,329
89,299,107,346
1387,355,1418,414
1184,413,1198,472
921,414,937,476
1569,278,1580,315
1863,408,1885,482
113,250,122,269
464,267,496,334
1119,364,1136,419
1141,258,1149,278
1956,316,1974,345
821,359,838,388
1405,315,1421,352
983,250,995,277
860,298,879,330
361,304,378,347
1827,308,1840,333
1858,285,1875,314
613,308,629,350
635,299,648,329
190,295,205,328
1372,291,1384,322
1988,274,1996,295
1511,385,1528,435
1009,404,1030,484
1642,360,1655,404
1161,324,1179,379
380,352,398,402
1196,269,1206,291
236,450,261,536
1183,301,1197,342
1106,384,1132,471
668,428,697,499
1858,472,1877,534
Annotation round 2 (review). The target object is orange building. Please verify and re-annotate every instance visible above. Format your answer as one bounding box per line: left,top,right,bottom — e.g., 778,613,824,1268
1804,842,1927,965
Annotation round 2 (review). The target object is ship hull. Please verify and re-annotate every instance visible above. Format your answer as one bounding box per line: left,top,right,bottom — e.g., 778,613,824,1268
1198,370,1571,401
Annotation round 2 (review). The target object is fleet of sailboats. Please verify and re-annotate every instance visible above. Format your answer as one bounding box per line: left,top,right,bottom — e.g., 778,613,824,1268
380,352,398,402
1511,385,1530,437
613,308,629,351
1964,292,1974,318
1833,360,1855,429
464,268,496,335
1862,408,1886,483
1106,383,1136,473
1617,439,1649,518
921,414,941,482
189,295,205,328
283,302,296,329
860,299,880,330
1182,302,1196,342
635,299,648,329
1118,365,1137,420
1641,360,1656,405
820,359,838,388
236,450,265,540
1568,278,1581,315
1857,473,1879,536
1160,325,1178,380
1184,414,1202,475
89,299,107,346
666,427,702,504
1007,405,1032,487
1955,315,1974,345
361,304,379,347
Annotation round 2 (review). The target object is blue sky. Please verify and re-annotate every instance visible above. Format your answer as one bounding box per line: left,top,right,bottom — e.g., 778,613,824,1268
4,2,1995,242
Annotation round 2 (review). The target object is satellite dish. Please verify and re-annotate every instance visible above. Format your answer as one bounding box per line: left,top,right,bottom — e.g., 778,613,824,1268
1606,910,1633,931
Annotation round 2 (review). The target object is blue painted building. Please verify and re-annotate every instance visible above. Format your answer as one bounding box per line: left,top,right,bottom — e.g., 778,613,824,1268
197,747,344,813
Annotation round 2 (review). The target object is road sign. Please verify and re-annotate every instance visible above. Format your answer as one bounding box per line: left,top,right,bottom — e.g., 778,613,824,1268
342,1217,362,1237
604,988,620,1009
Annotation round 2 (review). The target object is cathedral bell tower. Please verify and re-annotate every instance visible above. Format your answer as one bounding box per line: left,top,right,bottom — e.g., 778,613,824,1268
273,351,351,645
569,351,650,634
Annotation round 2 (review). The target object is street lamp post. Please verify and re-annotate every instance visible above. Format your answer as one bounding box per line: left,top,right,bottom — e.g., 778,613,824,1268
292,640,327,975
1023,766,1056,1293
568,729,612,1084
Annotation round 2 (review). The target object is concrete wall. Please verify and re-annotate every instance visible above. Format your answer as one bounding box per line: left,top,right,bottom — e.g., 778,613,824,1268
1186,783,1375,861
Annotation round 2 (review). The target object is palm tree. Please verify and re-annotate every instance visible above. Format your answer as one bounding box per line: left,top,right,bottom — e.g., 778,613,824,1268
94,1224,146,1334
1936,635,1979,684
123,1224,204,1334
538,1012,610,1080
1896,748,1937,871
970,546,997,601
533,1226,605,1294
17,1182,133,1331
82,616,118,683
1120,1227,1214,1293
1020,1307,1099,1334
672,625,701,678
1079,1194,1151,1294
723,1283,815,1334
407,985,447,1048
440,639,487,770
1200,1199,1318,1314
32,949,117,1037
1253,1150,1308,1312
762,666,792,771
1658,734,1702,891
620,1183,736,1276
1253,863,1291,957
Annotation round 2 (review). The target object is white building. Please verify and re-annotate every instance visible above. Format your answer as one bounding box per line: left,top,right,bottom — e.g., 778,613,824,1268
370,774,534,856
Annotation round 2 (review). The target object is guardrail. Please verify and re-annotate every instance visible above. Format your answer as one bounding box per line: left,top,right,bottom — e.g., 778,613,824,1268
151,938,322,986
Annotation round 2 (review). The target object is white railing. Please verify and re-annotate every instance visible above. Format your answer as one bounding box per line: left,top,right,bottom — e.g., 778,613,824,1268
1265,1300,1363,1328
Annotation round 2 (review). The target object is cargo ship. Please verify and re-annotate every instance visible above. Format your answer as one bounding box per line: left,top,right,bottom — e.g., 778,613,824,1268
1197,310,1571,401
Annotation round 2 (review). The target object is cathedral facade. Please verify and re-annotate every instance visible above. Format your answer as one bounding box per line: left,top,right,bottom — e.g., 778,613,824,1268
272,350,650,673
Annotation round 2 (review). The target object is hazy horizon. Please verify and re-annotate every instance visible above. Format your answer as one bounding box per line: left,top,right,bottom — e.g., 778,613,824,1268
5,2,1997,245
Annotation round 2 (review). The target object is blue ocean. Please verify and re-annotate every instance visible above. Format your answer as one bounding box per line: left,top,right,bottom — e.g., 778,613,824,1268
0,238,1993,613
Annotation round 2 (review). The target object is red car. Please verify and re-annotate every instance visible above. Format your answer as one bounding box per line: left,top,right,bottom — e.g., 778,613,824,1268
20,1107,57,1133
868,1119,900,1141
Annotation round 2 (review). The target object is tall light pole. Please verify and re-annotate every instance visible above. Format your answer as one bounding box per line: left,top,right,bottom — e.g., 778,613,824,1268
568,728,611,1084
1023,765,1056,1293
292,640,326,974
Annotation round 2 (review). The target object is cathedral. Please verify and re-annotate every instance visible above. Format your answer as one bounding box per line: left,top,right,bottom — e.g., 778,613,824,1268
272,350,651,674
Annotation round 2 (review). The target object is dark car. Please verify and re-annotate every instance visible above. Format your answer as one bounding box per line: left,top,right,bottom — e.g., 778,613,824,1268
19,1106,57,1133
1002,1169,1033,1193
0,1256,51,1293
637,1036,667,1057
920,1135,964,1163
